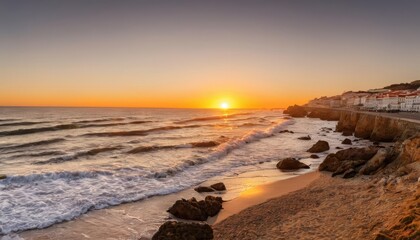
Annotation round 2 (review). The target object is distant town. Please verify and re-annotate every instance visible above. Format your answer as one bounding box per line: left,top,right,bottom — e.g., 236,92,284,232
306,80,420,112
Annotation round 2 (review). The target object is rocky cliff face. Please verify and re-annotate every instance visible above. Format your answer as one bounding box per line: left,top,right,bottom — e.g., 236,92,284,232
335,111,419,142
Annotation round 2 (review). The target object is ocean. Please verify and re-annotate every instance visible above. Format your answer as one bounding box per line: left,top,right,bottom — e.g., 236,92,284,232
0,107,366,237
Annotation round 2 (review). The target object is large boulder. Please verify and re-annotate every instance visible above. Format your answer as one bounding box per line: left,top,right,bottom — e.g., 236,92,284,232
307,140,330,153
359,149,389,175
276,158,310,170
167,196,223,221
152,221,213,240
283,105,307,118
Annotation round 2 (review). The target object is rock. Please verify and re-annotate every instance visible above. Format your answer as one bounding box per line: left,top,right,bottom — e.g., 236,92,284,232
167,198,207,221
0,174,6,180
200,196,223,217
319,155,341,172
336,147,343,149
276,158,310,170
210,182,226,191
374,232,393,240
279,130,294,134
342,131,353,136
342,168,357,178
194,186,214,193
307,140,330,153
372,141,380,146
359,149,389,175
152,221,213,240
167,196,223,221
298,135,311,140
310,154,319,159
341,138,352,145
283,105,307,118
319,147,379,173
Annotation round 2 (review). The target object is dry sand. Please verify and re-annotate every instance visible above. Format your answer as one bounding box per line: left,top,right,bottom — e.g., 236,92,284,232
213,171,419,240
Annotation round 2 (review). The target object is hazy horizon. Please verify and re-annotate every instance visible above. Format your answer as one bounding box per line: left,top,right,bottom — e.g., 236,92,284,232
2,0,420,108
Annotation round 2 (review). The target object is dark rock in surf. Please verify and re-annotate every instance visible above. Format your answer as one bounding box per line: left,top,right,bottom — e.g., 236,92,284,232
342,138,352,145
276,158,310,170
307,140,330,153
0,174,6,180
152,221,213,240
310,154,319,159
210,182,226,191
298,135,311,140
194,186,215,193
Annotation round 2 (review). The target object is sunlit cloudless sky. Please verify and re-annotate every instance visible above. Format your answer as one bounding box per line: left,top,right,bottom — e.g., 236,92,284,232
1,0,420,108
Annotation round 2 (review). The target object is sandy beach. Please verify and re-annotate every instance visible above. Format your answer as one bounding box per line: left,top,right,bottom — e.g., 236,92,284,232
213,171,419,239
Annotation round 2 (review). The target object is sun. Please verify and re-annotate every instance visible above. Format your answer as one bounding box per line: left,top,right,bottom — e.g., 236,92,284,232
220,102,229,109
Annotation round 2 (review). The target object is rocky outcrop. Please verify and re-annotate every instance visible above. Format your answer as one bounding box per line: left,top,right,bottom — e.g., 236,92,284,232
319,147,379,175
336,111,360,133
167,196,223,221
283,105,307,118
307,141,330,153
210,183,226,191
152,221,213,240
276,158,310,170
307,109,341,121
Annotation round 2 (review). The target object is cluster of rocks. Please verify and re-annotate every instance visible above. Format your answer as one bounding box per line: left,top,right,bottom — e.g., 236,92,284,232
153,184,227,239
194,182,226,193
318,146,390,178
167,196,223,221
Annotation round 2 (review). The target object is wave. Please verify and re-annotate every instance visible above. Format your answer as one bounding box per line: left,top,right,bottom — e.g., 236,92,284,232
33,146,123,165
0,121,48,127
12,151,66,158
0,119,297,234
0,120,153,137
73,118,126,124
0,138,65,151
0,118,19,122
174,112,252,124
84,125,201,137
127,140,220,154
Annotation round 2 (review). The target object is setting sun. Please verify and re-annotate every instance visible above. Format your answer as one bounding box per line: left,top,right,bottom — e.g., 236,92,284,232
220,102,229,109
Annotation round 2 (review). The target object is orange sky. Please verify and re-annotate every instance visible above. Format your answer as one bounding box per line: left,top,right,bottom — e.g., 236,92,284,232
1,1,419,108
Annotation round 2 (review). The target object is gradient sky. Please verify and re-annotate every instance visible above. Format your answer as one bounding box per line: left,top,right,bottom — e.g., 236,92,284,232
1,0,420,108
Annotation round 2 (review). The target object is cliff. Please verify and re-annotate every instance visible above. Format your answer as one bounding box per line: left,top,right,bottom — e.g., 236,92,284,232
336,111,420,142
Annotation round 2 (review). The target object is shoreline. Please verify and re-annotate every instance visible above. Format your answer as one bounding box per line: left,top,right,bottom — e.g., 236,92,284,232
208,171,320,225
